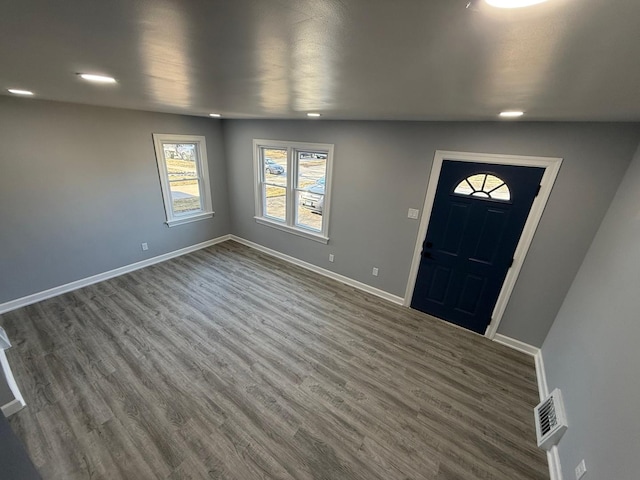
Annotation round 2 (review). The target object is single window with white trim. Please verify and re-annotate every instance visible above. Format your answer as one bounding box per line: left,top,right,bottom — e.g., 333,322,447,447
152,134,213,227
253,139,334,243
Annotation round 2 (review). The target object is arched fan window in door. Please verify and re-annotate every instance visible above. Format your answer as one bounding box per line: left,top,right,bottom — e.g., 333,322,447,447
454,173,511,201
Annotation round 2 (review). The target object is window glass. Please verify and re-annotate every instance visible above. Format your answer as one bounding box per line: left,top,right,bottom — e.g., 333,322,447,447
265,186,286,221
163,143,202,214
261,148,287,222
296,151,327,232
263,148,287,187
170,179,201,214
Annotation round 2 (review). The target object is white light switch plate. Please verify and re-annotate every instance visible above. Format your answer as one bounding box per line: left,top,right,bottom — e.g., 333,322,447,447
575,459,587,479
408,208,419,219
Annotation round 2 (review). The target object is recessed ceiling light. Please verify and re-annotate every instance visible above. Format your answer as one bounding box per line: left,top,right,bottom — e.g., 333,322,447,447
78,73,117,84
8,89,34,96
499,110,525,118
485,0,547,8
307,113,321,118
209,113,221,118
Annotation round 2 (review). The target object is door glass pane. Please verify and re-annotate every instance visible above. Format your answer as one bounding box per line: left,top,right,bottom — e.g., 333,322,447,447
454,173,510,201
264,185,286,221
490,184,510,200
466,174,486,190
170,179,202,214
263,148,287,187
484,174,503,191
471,191,491,198
454,180,474,195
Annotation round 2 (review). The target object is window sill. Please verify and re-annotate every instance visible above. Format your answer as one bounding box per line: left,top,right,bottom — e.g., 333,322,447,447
254,217,329,244
166,212,214,227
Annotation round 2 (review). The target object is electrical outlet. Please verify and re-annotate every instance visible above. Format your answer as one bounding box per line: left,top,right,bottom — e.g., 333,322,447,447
372,267,379,276
408,208,419,219
575,459,587,479
141,242,148,251
329,254,335,262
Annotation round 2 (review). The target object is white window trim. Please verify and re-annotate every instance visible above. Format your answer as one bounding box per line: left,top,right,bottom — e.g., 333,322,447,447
152,133,214,227
252,139,334,244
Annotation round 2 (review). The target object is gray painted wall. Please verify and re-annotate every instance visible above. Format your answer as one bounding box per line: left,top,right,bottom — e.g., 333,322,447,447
541,143,640,480
224,120,640,347
0,96,231,304
1,98,638,350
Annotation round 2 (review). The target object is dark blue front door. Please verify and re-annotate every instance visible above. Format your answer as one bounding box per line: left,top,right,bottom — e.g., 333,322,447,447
411,160,544,334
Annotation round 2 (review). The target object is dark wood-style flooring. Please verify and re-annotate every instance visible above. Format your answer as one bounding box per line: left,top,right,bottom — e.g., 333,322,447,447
0,241,548,479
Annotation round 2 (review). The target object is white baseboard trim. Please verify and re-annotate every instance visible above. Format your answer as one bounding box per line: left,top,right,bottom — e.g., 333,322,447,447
1,398,26,417
0,234,232,315
547,447,563,480
229,235,405,305
0,349,26,417
493,333,540,356
534,350,549,400
535,349,563,480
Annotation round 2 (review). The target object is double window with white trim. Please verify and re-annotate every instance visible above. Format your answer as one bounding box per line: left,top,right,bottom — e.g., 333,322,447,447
253,139,334,243
152,134,213,227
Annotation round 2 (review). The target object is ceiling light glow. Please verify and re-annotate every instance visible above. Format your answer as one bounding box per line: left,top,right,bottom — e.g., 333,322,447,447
78,73,117,84
209,113,221,118
307,113,321,118
500,110,525,118
8,89,34,96
485,0,547,8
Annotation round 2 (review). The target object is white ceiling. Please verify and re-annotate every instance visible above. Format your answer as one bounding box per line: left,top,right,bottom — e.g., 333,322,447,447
2,0,640,120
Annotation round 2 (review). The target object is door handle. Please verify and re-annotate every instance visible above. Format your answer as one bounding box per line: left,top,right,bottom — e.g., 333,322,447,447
425,241,433,248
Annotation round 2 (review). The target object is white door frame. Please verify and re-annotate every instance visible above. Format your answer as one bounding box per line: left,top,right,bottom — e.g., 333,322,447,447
404,150,562,339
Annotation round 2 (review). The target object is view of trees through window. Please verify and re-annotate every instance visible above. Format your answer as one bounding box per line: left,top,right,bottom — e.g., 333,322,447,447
163,143,202,214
